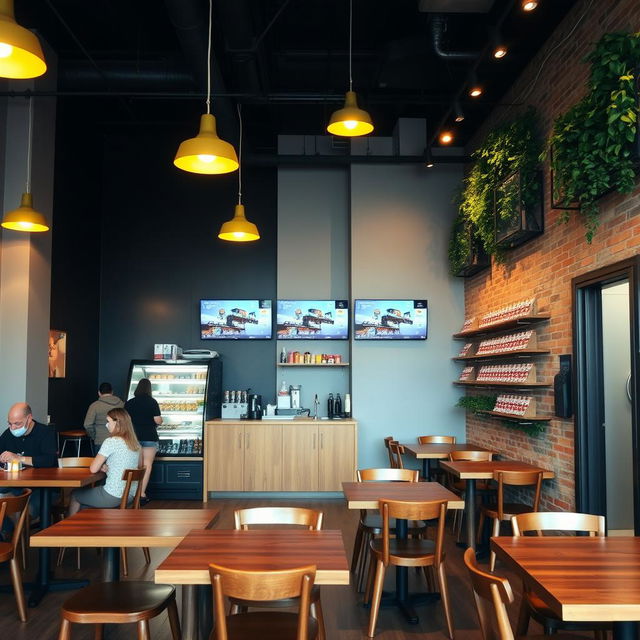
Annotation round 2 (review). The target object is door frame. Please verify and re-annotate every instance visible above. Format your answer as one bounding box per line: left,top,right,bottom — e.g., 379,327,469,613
572,256,640,532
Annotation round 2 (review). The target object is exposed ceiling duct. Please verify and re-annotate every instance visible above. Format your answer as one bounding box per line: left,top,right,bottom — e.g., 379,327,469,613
418,0,496,13
431,15,481,60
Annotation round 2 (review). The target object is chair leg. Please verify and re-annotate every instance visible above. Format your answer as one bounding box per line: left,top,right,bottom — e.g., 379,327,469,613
477,510,485,545
76,546,81,570
311,595,326,640
351,524,364,572
138,619,151,640
422,565,436,592
363,551,377,605
515,594,531,636
58,618,72,640
357,532,372,593
167,596,182,640
437,562,454,640
143,547,151,564
94,624,104,640
57,547,66,566
489,517,500,572
229,602,240,615
9,557,27,622
367,559,386,638
121,547,129,576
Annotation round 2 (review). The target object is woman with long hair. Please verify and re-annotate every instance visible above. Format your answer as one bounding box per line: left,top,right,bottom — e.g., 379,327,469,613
68,408,141,514
124,378,162,503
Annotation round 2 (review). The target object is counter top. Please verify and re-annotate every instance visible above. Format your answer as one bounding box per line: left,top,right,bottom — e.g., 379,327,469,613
205,418,356,426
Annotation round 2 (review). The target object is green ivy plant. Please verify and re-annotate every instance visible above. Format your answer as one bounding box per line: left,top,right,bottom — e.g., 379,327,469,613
549,32,640,242
448,211,472,275
450,108,543,269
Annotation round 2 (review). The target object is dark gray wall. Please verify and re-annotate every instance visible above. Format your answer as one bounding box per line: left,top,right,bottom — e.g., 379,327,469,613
98,132,277,401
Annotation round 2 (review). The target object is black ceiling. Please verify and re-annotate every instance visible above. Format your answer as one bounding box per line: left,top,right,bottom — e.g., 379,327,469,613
18,0,578,152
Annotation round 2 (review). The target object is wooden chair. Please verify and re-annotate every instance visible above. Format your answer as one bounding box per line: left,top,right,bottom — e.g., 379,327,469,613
119,467,151,576
511,512,609,640
351,468,425,592
209,563,318,640
447,450,494,539
477,470,542,572
0,489,31,621
55,457,95,569
463,547,592,640
364,499,453,638
417,435,456,480
230,507,325,639
57,581,180,640
388,441,405,469
383,436,397,467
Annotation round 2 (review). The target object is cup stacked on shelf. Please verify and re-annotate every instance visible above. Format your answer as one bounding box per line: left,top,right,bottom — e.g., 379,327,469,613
475,330,533,355
458,366,475,381
493,395,532,416
478,298,535,328
476,363,533,383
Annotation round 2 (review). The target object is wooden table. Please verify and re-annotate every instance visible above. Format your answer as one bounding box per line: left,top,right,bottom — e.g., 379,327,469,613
31,508,219,581
401,442,493,479
155,528,349,640
439,460,554,552
0,467,104,606
342,481,463,624
492,536,640,640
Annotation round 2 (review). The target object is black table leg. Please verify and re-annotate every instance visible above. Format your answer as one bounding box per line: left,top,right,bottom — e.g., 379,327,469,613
455,479,477,552
182,585,198,640
612,621,639,640
422,459,430,481
103,547,120,582
197,584,213,640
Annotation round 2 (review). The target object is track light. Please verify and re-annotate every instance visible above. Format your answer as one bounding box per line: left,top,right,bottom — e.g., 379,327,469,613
424,147,434,168
522,0,538,11
454,100,465,123
492,31,508,59
439,131,453,145
468,72,483,98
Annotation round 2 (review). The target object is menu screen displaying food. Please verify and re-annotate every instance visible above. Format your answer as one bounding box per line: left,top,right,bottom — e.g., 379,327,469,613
277,300,349,339
354,299,428,340
200,300,272,339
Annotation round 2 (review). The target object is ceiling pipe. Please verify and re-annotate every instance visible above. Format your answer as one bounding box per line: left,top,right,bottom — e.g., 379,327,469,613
243,153,469,166
431,15,481,60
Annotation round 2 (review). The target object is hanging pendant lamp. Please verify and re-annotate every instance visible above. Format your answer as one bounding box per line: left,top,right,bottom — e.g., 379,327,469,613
218,105,259,242
0,0,46,79
174,0,238,175
327,0,373,137
2,97,48,232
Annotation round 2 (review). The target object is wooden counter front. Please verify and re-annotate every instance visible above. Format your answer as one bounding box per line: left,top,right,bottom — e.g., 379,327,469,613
203,419,357,498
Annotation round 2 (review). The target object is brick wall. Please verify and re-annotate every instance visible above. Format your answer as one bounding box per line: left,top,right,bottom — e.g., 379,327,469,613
463,0,640,511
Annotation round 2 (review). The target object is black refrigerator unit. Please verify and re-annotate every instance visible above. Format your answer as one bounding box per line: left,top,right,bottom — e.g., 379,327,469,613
126,358,222,499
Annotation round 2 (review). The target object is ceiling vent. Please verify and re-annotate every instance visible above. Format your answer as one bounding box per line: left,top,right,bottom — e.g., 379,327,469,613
418,0,495,13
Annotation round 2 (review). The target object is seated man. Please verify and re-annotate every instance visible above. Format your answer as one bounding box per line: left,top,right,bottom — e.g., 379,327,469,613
0,402,58,523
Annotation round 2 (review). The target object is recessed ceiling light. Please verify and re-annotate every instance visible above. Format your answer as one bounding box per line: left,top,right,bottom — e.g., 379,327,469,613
522,0,538,11
439,131,454,145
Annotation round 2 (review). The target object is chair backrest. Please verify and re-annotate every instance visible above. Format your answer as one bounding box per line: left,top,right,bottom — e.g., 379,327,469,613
234,507,323,530
57,457,94,468
383,436,396,467
449,450,493,462
379,499,447,566
388,441,405,469
464,547,515,640
0,489,31,550
119,467,146,509
493,470,543,520
511,511,605,537
357,468,419,482
209,563,316,640
417,435,456,444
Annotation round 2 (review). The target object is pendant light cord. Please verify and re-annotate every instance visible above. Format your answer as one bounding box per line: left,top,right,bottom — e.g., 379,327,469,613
348,0,353,91
237,103,242,205
26,97,33,193
206,0,212,115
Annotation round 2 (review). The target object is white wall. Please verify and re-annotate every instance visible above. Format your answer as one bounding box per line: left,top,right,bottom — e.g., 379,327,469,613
350,163,465,468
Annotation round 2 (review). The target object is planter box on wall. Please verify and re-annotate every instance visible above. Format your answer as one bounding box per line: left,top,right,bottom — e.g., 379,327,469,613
494,169,544,249
454,229,490,278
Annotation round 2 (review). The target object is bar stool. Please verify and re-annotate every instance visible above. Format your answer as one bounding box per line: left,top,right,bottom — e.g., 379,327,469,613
58,429,94,457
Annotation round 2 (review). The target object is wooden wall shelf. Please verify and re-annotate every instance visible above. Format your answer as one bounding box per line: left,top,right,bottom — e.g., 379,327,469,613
454,349,550,362
453,381,550,388
453,314,550,339
277,363,349,367
477,410,551,423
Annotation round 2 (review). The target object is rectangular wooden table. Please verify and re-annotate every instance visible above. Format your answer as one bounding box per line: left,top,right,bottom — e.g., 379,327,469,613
439,460,554,552
400,442,493,479
343,481,463,625
491,536,640,640
0,466,104,606
31,508,220,581
155,528,349,640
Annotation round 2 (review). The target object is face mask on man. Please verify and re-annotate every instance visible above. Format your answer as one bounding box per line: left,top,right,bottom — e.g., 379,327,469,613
11,426,28,437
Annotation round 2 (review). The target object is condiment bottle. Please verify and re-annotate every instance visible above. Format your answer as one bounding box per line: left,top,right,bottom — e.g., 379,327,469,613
335,393,342,417
327,393,334,419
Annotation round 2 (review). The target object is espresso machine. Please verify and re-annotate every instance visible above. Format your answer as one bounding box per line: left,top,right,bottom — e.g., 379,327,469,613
247,394,262,420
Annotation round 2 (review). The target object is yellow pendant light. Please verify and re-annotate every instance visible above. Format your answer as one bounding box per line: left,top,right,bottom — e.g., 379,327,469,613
0,0,46,79
173,0,238,175
326,0,373,137
2,97,49,232
218,105,259,242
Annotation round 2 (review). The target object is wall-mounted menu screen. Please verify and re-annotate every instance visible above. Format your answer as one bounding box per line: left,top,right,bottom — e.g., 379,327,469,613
354,299,428,340
277,300,349,339
200,300,272,339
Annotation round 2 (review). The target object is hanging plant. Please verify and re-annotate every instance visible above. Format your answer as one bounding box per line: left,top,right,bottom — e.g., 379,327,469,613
548,32,640,242
451,107,543,267
448,211,490,276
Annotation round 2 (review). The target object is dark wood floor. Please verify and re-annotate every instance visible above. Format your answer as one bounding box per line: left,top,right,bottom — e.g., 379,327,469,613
0,497,584,639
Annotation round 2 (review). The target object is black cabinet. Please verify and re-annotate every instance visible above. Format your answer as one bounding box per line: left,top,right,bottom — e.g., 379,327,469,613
148,460,202,500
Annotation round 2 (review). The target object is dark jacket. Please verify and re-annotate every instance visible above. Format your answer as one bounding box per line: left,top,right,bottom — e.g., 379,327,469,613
83,394,125,445
0,421,58,467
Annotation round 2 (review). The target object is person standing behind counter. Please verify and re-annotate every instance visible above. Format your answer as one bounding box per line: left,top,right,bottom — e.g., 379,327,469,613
83,382,124,447
124,378,161,504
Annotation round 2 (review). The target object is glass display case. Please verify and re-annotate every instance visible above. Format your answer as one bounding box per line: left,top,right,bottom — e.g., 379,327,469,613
126,359,222,458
